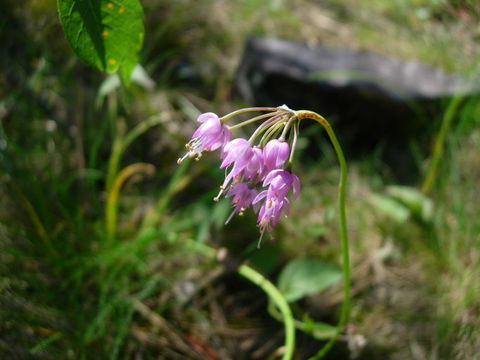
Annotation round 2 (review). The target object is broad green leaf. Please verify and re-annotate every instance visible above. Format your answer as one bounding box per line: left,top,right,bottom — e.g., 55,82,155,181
277,258,342,302
58,0,144,76
369,193,410,223
386,185,434,223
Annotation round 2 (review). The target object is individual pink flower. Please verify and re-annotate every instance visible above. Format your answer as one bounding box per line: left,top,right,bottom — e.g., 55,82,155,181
263,169,300,201
224,182,259,224
263,139,290,174
255,195,290,230
216,140,264,199
178,113,230,163
220,138,253,176
242,146,264,180
253,169,300,234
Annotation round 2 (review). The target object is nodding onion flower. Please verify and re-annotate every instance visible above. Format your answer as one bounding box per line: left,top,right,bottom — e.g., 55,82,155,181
177,112,230,164
178,106,302,244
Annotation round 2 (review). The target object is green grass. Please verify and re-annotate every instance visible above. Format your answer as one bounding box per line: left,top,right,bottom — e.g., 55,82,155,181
1,0,480,358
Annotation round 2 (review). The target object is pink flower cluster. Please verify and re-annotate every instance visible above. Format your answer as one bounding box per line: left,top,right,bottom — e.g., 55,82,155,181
178,109,300,239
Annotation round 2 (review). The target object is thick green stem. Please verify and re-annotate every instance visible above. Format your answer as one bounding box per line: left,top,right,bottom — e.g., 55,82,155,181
296,110,350,359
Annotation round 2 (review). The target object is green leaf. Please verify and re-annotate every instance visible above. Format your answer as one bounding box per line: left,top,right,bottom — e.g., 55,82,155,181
277,258,342,302
58,0,144,76
119,54,138,86
369,193,410,223
302,319,337,340
386,186,434,223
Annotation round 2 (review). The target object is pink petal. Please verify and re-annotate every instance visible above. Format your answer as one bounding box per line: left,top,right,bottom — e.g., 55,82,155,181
197,112,218,123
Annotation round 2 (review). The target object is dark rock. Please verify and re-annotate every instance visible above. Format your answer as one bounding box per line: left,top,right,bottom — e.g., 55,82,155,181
235,37,477,179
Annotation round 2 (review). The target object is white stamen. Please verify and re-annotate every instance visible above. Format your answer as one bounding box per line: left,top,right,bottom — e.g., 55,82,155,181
225,210,236,225
257,228,266,248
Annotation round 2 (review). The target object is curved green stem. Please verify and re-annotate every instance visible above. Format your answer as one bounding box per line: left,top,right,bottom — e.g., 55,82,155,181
184,241,295,360
296,110,350,359
260,119,288,146
221,107,288,121
248,112,288,143
228,112,280,130
237,265,295,360
268,301,336,340
105,163,155,244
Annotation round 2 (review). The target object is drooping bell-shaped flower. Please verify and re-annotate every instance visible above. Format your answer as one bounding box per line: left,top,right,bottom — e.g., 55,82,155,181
263,169,300,201
178,113,230,163
253,169,301,234
220,138,253,175
224,182,259,224
254,193,290,230
242,146,264,180
216,139,266,200
263,139,290,174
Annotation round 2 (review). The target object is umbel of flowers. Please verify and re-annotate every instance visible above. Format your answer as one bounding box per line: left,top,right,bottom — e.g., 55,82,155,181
178,105,304,242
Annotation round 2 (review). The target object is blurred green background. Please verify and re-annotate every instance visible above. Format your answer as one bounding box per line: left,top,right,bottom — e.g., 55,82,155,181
1,0,479,359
